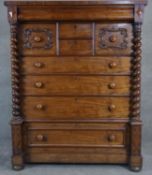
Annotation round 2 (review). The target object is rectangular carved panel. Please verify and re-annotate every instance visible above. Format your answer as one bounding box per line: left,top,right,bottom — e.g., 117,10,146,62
19,23,56,56
95,23,133,56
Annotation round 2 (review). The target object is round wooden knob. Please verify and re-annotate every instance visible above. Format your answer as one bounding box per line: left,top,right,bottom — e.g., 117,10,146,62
109,62,117,69
108,134,116,142
108,104,116,112
109,35,117,43
35,104,44,110
36,134,45,141
108,83,116,89
34,36,41,42
35,82,43,88
34,62,43,68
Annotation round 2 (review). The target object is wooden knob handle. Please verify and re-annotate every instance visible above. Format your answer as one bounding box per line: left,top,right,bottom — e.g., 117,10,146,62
34,62,43,68
36,134,45,141
35,82,43,88
109,62,117,69
35,104,44,110
34,36,41,42
109,35,117,43
108,134,116,142
108,104,116,112
108,83,116,89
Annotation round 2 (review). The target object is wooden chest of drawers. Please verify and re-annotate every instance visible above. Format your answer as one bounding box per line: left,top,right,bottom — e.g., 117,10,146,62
4,0,147,171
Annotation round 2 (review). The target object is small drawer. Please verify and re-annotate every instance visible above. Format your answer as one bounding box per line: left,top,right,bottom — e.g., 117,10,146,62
60,23,92,39
21,56,131,75
96,23,133,56
22,97,130,120
22,75,130,96
60,40,92,56
19,23,56,56
27,123,126,148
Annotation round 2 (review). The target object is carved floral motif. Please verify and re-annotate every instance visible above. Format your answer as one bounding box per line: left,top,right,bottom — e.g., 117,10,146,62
99,28,128,49
23,28,53,49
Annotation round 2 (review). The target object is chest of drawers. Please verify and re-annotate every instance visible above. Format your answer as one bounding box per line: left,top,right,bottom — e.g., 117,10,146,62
4,0,147,171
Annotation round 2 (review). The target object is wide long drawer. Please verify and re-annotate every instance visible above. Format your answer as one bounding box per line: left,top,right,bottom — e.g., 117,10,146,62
22,75,130,96
21,57,131,75
24,122,129,163
22,97,130,120
26,122,127,148
18,5,133,21
28,129,125,148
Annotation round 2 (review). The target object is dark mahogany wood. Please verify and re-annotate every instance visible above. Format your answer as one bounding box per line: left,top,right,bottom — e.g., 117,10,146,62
4,0,147,171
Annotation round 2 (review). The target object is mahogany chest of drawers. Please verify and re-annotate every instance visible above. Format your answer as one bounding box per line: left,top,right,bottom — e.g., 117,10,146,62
5,0,147,171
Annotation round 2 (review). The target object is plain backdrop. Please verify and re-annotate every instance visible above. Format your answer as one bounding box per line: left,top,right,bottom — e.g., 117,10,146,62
0,1,152,174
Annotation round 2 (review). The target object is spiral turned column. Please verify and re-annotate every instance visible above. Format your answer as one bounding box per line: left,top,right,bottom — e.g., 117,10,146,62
130,23,143,172
10,24,21,121
10,23,24,170
131,23,142,121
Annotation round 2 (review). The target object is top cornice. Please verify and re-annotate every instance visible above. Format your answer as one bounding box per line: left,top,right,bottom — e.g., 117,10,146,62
4,0,148,6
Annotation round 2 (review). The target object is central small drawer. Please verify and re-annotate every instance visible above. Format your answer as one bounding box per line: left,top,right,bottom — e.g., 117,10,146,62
60,23,92,39
60,40,92,56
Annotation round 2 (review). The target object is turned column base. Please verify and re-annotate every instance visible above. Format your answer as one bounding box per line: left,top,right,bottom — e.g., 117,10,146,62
12,154,24,170
129,155,143,172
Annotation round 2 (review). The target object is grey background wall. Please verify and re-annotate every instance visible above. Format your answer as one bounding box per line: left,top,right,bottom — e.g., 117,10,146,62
0,0,152,144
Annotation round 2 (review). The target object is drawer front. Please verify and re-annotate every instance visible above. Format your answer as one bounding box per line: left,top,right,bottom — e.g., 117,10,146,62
19,22,133,56
60,23,92,39
26,123,127,148
19,23,56,56
28,130,125,147
96,23,133,56
22,75,130,96
18,6,133,21
22,97,130,120
21,57,131,75
60,40,92,56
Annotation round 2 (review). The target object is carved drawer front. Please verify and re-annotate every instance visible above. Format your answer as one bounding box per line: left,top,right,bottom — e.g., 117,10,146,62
22,75,130,96
27,123,126,148
19,23,56,56
60,23,92,39
96,23,133,56
22,97,130,120
21,56,131,75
